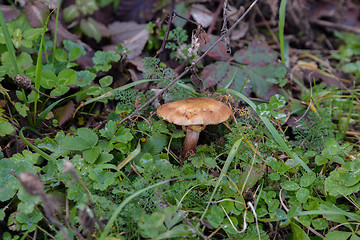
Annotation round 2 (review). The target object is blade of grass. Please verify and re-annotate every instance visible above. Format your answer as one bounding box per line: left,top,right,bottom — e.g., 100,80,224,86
52,0,61,64
279,0,287,66
0,8,19,74
19,127,57,162
200,137,243,221
34,87,97,128
219,88,312,173
33,10,55,122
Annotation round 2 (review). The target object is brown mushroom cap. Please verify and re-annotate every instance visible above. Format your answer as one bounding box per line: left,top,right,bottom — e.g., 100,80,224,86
156,97,233,126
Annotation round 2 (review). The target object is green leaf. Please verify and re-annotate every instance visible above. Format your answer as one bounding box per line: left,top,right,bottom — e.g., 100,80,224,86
63,5,80,23
77,128,98,146
0,121,15,136
54,48,68,62
16,209,42,231
315,155,328,165
58,69,77,85
68,47,82,61
269,94,286,110
114,127,133,143
300,173,316,188
63,40,86,55
50,85,70,97
15,102,29,117
99,76,113,87
88,168,115,191
40,70,57,89
296,188,310,203
312,218,328,230
75,70,96,87
281,181,300,191
0,209,5,221
61,136,92,150
325,168,360,196
222,216,239,235
191,157,203,168
23,28,43,41
206,205,224,228
256,103,271,117
290,222,310,240
83,146,101,164
324,231,352,240
99,120,117,138
92,50,121,72
80,18,102,43
204,157,217,168
142,133,167,155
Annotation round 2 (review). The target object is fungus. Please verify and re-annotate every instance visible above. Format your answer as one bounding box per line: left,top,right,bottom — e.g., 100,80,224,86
156,97,233,159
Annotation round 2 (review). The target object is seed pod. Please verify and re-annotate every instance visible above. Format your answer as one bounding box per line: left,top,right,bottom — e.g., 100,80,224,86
14,74,32,89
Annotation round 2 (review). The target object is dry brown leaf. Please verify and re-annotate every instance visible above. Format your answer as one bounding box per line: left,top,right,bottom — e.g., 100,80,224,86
24,1,49,28
106,21,148,59
0,5,20,22
55,101,75,127
190,4,213,28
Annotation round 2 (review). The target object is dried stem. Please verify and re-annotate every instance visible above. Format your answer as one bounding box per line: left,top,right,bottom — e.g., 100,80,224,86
155,0,175,57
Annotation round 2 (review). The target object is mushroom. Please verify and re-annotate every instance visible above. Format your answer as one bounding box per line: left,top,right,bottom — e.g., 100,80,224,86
156,97,233,159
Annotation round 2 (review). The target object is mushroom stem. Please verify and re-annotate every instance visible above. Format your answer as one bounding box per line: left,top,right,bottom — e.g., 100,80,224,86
182,128,201,158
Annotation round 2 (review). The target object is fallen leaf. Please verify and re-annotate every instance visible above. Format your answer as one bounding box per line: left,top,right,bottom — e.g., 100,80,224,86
0,5,20,22
106,21,149,59
55,101,75,127
115,0,156,23
24,1,48,27
190,4,213,28
200,34,230,60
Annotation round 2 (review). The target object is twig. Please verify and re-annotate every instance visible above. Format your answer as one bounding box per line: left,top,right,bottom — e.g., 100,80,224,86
310,19,360,35
155,0,175,57
118,0,258,126
207,0,225,34
279,189,325,238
